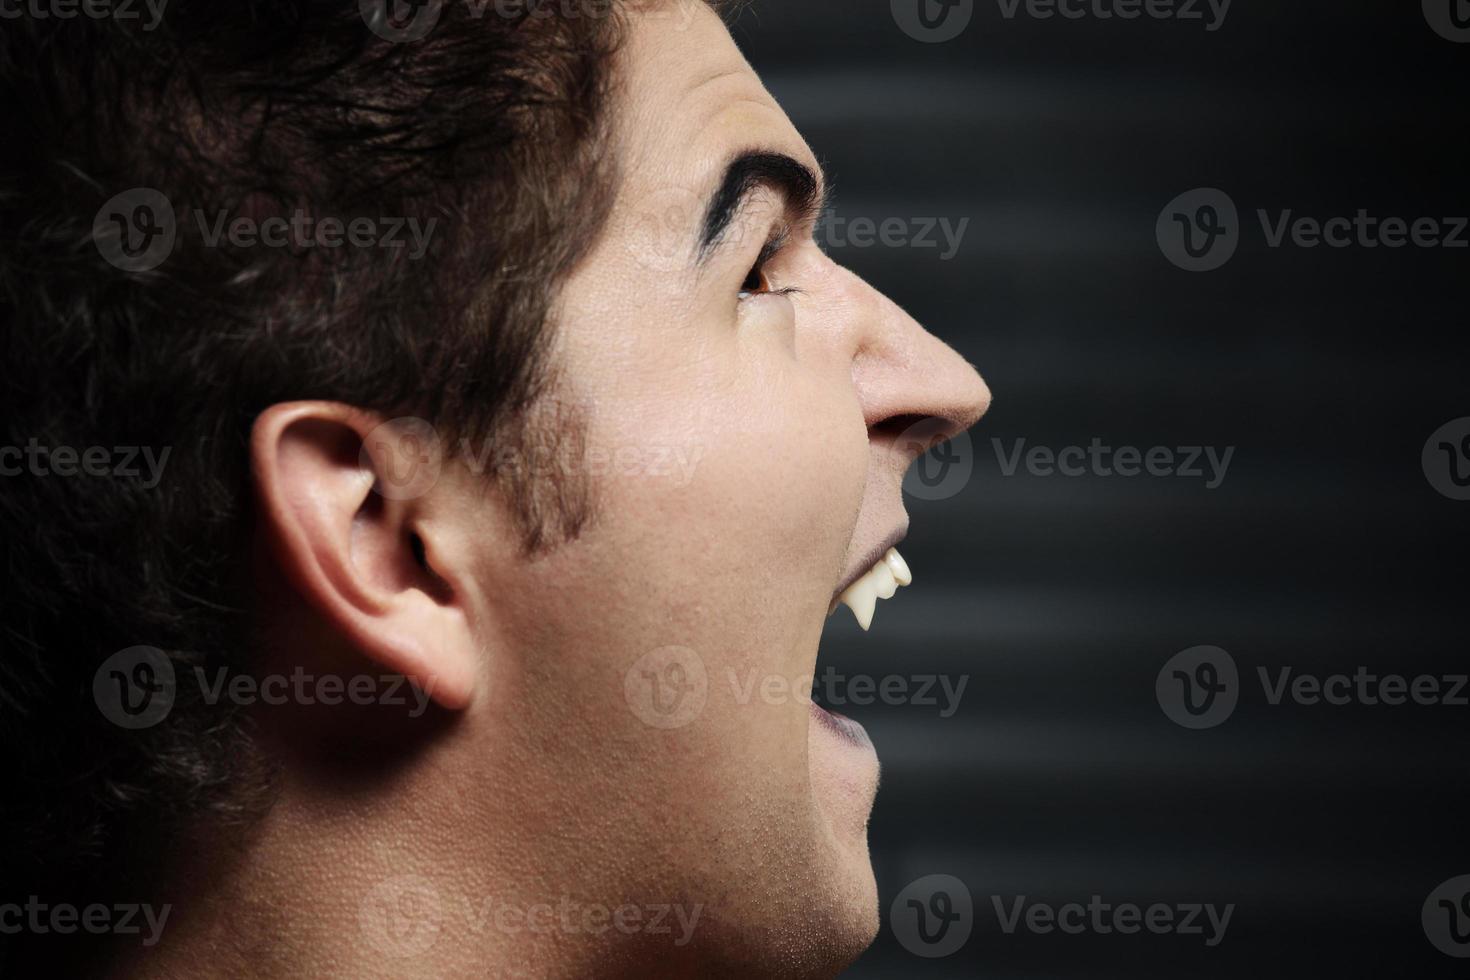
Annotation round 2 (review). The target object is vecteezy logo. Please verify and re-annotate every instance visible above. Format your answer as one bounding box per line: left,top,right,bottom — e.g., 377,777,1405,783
900,420,974,502
93,188,177,273
891,874,973,958
1424,0,1470,42
892,0,974,43
359,874,443,958
93,646,176,730
629,185,706,274
1422,418,1470,500
360,0,443,43
1156,645,1239,729
624,646,708,729
361,417,443,501
1423,875,1470,957
1156,188,1239,272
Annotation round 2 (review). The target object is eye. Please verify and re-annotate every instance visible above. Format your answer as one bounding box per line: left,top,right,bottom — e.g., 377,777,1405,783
739,261,772,298
737,229,800,303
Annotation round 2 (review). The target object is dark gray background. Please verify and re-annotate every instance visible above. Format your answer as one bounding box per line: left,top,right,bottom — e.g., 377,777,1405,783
731,1,1470,976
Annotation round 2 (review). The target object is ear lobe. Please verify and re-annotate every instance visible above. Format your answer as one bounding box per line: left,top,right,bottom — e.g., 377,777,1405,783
250,403,477,712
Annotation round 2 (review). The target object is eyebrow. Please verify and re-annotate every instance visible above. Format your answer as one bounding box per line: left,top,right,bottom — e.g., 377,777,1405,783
696,151,826,260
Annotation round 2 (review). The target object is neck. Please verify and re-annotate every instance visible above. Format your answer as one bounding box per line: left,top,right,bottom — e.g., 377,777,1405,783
102,743,706,979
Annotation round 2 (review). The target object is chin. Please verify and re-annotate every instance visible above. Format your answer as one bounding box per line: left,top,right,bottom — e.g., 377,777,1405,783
821,795,883,972
795,680,883,973
695,872,879,980
755,717,881,978
679,756,880,979
822,854,882,973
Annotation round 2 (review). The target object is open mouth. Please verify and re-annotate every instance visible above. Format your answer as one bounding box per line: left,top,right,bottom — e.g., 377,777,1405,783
827,532,913,632
810,527,912,750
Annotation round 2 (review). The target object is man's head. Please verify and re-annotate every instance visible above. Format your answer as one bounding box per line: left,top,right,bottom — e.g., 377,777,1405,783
0,2,988,976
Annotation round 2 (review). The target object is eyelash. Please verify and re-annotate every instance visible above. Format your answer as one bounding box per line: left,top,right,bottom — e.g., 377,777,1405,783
738,228,803,301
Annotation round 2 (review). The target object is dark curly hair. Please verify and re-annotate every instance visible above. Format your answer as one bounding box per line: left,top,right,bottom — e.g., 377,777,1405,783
0,0,725,966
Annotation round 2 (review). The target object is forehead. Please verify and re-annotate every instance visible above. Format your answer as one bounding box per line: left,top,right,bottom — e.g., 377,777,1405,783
614,3,822,202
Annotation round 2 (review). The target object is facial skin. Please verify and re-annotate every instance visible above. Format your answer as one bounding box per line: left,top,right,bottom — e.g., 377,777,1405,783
120,4,989,979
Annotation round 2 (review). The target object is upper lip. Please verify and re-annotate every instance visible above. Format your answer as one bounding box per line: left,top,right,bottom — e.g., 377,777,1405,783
831,523,909,602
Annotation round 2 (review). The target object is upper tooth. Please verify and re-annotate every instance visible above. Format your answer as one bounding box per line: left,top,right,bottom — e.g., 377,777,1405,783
872,561,897,599
884,547,912,586
837,547,912,631
840,574,878,631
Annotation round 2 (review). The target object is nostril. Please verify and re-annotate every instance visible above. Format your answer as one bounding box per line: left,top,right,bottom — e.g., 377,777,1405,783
871,414,955,455
871,414,929,439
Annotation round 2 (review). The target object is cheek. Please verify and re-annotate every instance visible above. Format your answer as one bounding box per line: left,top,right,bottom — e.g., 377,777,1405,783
735,344,867,557
540,275,868,682
527,348,864,740
606,320,866,608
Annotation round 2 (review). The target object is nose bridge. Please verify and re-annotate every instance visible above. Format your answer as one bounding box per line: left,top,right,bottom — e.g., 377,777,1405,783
839,264,992,434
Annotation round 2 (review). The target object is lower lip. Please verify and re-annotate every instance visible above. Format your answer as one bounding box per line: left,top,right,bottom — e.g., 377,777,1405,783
810,700,873,749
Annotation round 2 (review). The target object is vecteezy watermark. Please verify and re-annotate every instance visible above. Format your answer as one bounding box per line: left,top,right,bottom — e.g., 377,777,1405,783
894,0,1229,42
995,0,1231,31
1257,209,1470,251
1423,417,1470,501
1156,645,1239,729
189,667,436,717
359,0,697,44
891,875,975,958
94,646,177,730
190,209,437,259
815,213,970,261
1423,0,1470,43
361,416,444,501
93,188,439,272
359,0,445,44
891,0,975,43
93,188,177,273
1159,187,1470,271
0,0,168,29
360,416,704,501
1156,188,1239,271
626,183,972,273
360,875,443,957
0,440,171,488
1157,646,1469,729
624,653,968,729
897,418,975,502
461,439,704,491
1423,875,1470,958
991,895,1235,947
991,438,1234,489
624,646,708,729
0,898,171,947
625,184,705,273
1257,666,1468,709
726,667,970,719
93,646,439,730
358,875,702,958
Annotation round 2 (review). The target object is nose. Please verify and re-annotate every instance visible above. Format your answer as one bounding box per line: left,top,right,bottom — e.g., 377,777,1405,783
838,266,992,461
